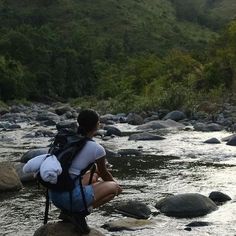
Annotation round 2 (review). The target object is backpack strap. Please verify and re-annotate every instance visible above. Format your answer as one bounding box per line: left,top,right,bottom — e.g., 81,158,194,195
43,189,50,225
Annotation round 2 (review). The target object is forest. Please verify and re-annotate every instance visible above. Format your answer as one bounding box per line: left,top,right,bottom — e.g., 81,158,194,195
0,0,236,113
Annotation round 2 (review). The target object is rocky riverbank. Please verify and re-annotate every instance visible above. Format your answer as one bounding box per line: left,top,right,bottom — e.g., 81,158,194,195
0,102,236,235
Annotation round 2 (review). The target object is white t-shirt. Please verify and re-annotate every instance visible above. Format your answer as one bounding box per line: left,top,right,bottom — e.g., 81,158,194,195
69,140,106,176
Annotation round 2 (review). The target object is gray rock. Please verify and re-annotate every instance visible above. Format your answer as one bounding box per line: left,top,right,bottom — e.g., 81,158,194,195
194,123,223,132
115,200,152,219
36,111,60,125
128,132,165,141
137,119,185,130
155,193,218,218
209,191,231,203
104,126,122,136
0,112,30,122
102,218,153,232
144,115,159,123
21,148,49,163
100,114,115,124
13,162,35,183
186,221,210,227
34,222,104,236
55,105,73,116
203,138,221,144
163,110,186,121
127,113,144,125
0,107,9,115
35,129,55,137
104,148,121,158
221,134,236,142
0,134,15,142
226,136,236,146
0,162,22,192
56,120,78,132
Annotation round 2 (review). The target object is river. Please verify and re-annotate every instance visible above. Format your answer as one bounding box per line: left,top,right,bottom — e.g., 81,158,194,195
0,123,236,236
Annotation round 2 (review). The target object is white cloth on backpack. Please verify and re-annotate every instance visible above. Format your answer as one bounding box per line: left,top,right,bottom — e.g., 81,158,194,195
40,155,62,184
23,154,62,184
23,154,48,173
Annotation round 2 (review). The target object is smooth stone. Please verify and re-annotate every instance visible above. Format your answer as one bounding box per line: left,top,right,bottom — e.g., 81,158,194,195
137,119,185,130
127,113,144,125
163,110,186,121
226,136,236,146
13,162,35,183
209,191,231,203
144,114,159,123
104,126,122,136
100,114,116,124
21,148,49,163
34,222,104,236
114,200,152,219
222,134,236,142
102,218,153,232
56,120,78,132
194,123,223,132
203,138,221,144
0,162,22,192
104,148,121,158
55,105,73,115
155,193,218,218
186,221,210,227
128,132,165,141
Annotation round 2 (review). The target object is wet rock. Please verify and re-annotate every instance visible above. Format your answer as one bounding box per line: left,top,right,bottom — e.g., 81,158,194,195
144,114,159,123
102,218,153,232
0,112,30,122
100,114,115,124
0,134,15,142
55,105,73,116
0,162,23,192
226,136,236,146
0,122,21,130
163,110,186,121
194,123,223,132
104,126,122,136
118,149,142,156
114,200,152,219
34,222,104,236
203,138,221,144
21,148,49,163
13,162,35,183
56,120,78,132
155,193,218,218
127,113,144,125
184,227,192,231
36,111,60,125
128,132,165,141
186,221,210,227
137,119,185,130
221,134,236,142
35,129,55,137
209,191,231,203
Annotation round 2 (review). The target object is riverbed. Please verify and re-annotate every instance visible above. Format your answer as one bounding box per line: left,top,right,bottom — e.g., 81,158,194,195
0,123,236,236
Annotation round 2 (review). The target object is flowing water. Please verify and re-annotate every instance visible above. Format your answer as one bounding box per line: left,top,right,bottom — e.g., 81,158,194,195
0,123,236,236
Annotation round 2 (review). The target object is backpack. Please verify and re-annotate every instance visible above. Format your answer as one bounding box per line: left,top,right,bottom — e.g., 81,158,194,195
37,129,96,224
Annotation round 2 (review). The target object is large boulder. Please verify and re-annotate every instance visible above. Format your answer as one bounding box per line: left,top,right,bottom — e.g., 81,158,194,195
203,138,221,144
0,162,22,192
55,105,73,116
155,193,218,218
128,132,165,141
114,200,152,219
137,119,185,130
36,111,60,125
163,110,186,121
127,113,144,125
226,135,236,146
194,123,223,132
0,112,30,122
56,120,78,132
104,126,122,136
102,218,153,232
34,222,104,236
13,162,35,183
209,191,231,204
21,148,49,163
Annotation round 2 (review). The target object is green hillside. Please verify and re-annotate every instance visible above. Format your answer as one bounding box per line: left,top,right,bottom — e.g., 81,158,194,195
0,0,235,111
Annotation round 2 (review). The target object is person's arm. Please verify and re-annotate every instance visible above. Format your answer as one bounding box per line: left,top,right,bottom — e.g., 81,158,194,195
95,156,115,182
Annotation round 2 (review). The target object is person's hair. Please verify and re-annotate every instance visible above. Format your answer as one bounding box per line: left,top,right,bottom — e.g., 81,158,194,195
77,109,99,136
